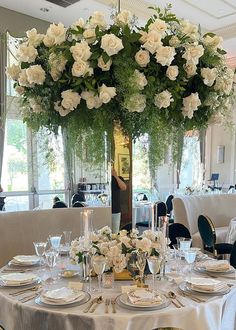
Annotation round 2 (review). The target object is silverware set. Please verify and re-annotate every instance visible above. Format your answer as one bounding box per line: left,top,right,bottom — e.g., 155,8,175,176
8,285,42,303
83,296,117,313
179,291,205,303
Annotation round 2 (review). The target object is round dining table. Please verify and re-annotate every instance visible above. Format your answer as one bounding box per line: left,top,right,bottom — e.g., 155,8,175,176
0,260,235,330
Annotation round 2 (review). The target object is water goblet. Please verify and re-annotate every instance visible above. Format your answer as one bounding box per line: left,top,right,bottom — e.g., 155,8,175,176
45,249,59,284
179,238,192,255
49,235,62,251
92,255,106,293
184,248,197,282
147,255,162,298
136,251,147,287
33,241,47,266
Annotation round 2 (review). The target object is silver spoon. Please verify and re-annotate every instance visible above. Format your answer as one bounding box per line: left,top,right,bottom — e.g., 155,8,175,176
168,291,185,307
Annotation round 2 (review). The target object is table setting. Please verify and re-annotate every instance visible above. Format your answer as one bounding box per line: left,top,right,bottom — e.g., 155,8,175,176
0,211,235,330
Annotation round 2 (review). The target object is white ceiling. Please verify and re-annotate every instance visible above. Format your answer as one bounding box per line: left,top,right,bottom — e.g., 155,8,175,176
0,0,236,57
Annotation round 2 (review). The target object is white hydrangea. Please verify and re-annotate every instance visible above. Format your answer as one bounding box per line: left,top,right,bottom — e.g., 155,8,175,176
154,90,173,109
182,92,201,119
125,94,146,113
101,34,124,56
16,43,38,63
155,45,176,66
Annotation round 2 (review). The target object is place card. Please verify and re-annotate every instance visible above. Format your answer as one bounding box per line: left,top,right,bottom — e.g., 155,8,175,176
121,285,137,293
68,281,84,291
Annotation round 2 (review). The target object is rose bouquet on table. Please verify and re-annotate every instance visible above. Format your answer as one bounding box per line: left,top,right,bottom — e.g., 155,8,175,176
70,226,164,274
6,5,235,167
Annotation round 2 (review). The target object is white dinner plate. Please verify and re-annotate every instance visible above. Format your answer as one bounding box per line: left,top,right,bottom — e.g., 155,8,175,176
116,293,170,311
179,281,230,296
35,291,90,307
0,277,40,287
194,265,234,275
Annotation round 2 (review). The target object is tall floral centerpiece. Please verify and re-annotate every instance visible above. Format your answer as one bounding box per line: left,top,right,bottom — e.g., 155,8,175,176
6,5,235,166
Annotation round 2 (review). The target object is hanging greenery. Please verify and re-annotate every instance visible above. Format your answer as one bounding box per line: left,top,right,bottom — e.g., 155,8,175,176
6,4,235,166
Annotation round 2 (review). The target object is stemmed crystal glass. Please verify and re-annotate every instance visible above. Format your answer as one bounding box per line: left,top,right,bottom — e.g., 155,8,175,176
33,241,47,266
184,248,197,282
136,251,147,287
49,235,62,251
147,255,162,297
92,255,106,292
45,249,59,284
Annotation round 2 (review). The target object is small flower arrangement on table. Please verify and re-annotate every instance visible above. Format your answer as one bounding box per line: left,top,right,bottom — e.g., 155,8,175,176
70,226,165,278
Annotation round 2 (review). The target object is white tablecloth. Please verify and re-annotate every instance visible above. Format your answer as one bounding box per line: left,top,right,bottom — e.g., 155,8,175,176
226,218,236,244
0,266,235,330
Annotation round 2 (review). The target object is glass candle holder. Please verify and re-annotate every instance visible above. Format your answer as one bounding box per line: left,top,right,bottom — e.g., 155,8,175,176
102,271,114,289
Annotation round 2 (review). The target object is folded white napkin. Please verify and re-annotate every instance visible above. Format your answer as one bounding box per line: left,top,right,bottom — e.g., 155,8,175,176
127,289,163,306
0,273,38,285
198,260,230,272
42,287,83,303
13,255,40,264
187,277,227,292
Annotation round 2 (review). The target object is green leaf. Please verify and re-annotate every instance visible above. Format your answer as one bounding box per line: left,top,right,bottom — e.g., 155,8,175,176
102,52,110,64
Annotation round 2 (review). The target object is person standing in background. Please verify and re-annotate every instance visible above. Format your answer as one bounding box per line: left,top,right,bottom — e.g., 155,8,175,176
111,168,127,233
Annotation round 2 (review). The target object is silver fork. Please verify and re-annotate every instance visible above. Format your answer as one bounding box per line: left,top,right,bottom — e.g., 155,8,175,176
111,298,116,313
105,298,110,313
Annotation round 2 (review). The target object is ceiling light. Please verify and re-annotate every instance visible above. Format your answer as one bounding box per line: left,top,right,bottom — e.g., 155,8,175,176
40,7,49,12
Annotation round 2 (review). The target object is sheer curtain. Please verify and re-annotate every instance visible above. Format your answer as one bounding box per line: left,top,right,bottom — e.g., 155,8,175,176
0,33,7,183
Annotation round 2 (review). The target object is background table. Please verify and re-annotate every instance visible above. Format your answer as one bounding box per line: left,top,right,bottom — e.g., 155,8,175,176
226,218,236,244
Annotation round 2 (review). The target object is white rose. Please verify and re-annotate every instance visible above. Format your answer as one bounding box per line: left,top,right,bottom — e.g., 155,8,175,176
135,49,150,67
43,35,55,47
26,65,45,85
183,63,197,77
99,84,116,103
166,65,179,81
113,254,127,273
89,11,107,30
15,85,25,95
18,69,32,87
46,22,67,45
83,28,96,44
97,56,112,71
202,35,223,51
26,28,44,47
155,46,176,66
61,89,81,110
29,98,43,113
139,30,148,44
6,64,21,80
71,18,85,29
101,34,124,56
148,18,167,37
125,94,146,113
16,43,38,63
72,60,93,77
169,36,181,47
133,70,147,90
182,92,201,119
70,41,91,61
81,90,100,109
180,20,199,40
154,90,173,108
201,68,217,87
135,237,152,253
115,10,132,27
182,45,204,65
54,101,71,117
143,30,162,54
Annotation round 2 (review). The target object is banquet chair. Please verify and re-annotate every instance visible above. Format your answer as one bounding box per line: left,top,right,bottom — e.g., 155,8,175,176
52,201,68,208
72,201,84,207
166,194,174,224
230,240,236,269
198,215,233,258
136,201,167,229
121,222,133,232
168,223,191,248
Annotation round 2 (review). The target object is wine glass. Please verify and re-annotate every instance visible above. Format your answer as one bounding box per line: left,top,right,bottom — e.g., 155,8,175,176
184,248,197,282
45,250,59,284
147,255,162,298
92,255,106,292
49,235,62,251
33,241,47,266
136,251,147,287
